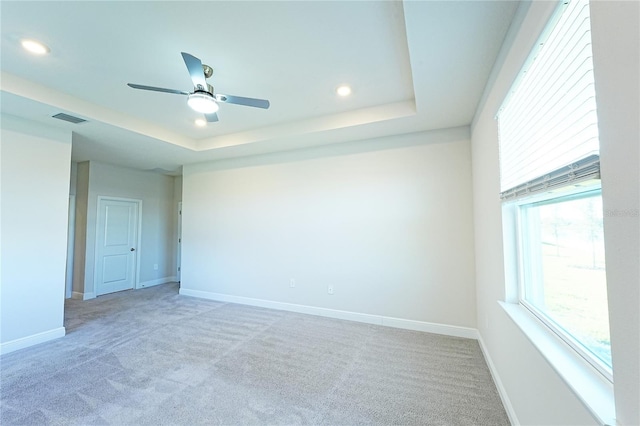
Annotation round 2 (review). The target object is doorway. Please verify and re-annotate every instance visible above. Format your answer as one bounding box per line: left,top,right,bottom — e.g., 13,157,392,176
94,197,142,296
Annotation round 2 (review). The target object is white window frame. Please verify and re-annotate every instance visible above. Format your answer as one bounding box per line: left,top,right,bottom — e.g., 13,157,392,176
501,187,615,425
512,184,612,382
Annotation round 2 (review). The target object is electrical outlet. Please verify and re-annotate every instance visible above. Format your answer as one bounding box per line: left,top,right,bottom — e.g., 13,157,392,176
290,278,295,288
327,285,334,295
153,264,158,270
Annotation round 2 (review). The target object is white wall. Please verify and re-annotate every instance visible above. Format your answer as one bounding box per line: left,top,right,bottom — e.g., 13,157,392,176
0,116,72,353
181,128,477,329
590,2,639,424
72,161,90,295
74,161,177,297
471,1,639,424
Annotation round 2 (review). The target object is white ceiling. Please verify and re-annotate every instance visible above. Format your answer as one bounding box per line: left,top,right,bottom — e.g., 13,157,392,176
1,1,518,174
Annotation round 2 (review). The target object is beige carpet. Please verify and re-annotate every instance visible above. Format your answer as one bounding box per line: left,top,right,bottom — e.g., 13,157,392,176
0,283,509,425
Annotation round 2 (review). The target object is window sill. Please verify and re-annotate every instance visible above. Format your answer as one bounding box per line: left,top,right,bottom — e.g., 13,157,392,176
499,301,615,425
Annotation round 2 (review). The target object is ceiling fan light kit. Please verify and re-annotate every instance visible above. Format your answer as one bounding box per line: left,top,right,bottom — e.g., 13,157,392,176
187,92,219,114
127,52,270,123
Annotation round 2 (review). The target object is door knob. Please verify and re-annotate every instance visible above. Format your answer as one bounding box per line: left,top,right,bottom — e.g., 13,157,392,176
130,248,135,251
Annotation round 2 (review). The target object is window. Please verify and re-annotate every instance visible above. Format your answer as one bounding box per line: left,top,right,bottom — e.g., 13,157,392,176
497,0,611,380
518,188,611,377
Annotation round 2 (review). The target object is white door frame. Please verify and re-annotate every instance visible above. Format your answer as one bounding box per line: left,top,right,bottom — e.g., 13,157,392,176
65,195,76,299
177,201,182,282
93,196,143,295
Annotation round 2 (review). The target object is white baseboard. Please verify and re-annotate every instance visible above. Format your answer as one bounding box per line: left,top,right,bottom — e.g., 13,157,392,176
382,316,477,339
477,332,520,425
179,288,477,340
0,327,66,355
139,276,177,289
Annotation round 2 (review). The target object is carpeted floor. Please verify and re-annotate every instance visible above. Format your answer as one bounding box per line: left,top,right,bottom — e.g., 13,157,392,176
0,283,509,425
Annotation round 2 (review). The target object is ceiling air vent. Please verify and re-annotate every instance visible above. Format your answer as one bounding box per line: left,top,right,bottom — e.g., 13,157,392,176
52,113,87,124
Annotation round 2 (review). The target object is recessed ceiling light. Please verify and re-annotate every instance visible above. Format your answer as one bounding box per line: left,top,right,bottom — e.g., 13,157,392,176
336,85,352,97
21,39,50,55
195,118,207,127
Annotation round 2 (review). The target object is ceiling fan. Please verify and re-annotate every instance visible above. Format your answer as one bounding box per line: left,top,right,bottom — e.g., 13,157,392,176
127,52,270,123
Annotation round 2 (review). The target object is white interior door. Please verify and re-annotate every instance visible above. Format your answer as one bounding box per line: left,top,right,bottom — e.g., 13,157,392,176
95,198,140,296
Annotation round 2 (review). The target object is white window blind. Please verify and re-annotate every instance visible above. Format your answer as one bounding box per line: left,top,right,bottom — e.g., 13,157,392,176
497,0,600,197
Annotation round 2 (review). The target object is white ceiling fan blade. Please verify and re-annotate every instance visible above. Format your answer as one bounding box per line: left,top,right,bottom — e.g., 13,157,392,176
181,52,208,91
205,112,219,122
215,94,270,109
127,83,189,95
